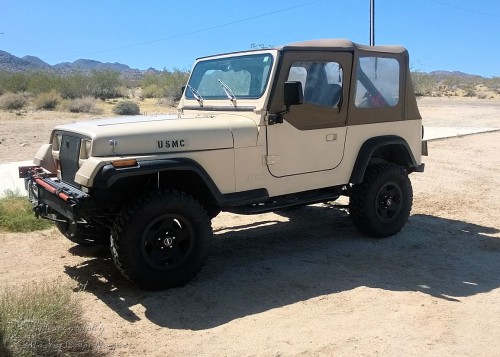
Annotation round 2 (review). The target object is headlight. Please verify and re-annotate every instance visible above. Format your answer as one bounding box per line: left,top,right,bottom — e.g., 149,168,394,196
79,139,92,159
52,134,62,151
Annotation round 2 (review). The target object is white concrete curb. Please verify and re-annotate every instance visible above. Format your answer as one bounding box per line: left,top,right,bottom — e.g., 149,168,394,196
424,126,500,141
0,161,32,197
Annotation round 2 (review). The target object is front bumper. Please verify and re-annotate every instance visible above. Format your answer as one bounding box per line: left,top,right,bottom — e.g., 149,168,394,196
19,166,89,222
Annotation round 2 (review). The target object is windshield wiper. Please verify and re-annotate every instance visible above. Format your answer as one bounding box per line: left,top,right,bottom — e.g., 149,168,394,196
218,79,237,104
187,84,203,106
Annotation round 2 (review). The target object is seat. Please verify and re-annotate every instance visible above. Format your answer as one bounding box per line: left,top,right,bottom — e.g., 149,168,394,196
306,82,342,107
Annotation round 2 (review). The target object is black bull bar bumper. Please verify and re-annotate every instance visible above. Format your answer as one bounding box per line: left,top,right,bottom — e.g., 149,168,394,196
18,166,89,222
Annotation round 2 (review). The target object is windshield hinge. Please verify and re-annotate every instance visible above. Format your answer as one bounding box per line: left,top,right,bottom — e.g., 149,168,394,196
267,114,283,125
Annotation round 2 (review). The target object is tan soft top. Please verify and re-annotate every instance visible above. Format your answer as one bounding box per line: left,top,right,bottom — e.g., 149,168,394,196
280,39,408,56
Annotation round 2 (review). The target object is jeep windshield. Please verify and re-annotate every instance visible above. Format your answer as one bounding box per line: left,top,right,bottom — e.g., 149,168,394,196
185,53,274,101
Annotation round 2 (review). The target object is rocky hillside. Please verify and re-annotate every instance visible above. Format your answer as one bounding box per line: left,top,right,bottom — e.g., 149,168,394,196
0,50,148,79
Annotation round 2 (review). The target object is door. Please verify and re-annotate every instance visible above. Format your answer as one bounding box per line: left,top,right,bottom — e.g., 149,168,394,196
266,51,352,177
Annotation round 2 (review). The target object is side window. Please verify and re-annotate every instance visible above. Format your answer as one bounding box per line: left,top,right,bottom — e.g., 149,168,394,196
288,61,343,108
355,57,400,108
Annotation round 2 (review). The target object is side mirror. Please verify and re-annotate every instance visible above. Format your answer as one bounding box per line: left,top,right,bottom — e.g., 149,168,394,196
268,81,304,125
283,81,303,107
181,85,186,97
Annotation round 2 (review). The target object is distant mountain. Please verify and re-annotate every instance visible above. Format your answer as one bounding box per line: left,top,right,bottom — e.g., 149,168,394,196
0,50,146,79
53,59,140,75
22,55,51,69
429,70,484,81
0,50,489,81
0,50,43,72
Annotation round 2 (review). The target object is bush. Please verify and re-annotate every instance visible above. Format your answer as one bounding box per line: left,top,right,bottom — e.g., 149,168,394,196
0,92,29,110
0,73,29,93
113,100,140,115
27,72,60,95
65,96,101,113
141,84,162,99
0,280,103,357
411,72,436,96
89,70,123,100
0,190,52,232
58,74,92,99
33,90,61,110
140,69,189,101
157,97,176,107
484,77,500,92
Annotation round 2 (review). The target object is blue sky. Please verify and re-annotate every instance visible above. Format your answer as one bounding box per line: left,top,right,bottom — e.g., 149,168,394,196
1,0,499,77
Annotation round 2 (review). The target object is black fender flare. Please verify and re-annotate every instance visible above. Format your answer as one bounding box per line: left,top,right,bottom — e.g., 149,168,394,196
349,135,419,184
92,158,268,207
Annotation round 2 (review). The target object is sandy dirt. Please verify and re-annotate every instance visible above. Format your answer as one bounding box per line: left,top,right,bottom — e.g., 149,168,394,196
1,98,499,356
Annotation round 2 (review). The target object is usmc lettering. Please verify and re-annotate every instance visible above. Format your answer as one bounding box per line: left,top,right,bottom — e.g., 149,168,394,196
157,139,187,149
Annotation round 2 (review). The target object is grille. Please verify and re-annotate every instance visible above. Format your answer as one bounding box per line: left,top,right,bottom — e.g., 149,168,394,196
59,134,81,187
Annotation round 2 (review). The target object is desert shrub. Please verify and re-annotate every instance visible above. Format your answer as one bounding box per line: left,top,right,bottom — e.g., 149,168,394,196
411,72,436,96
0,73,29,93
58,74,92,99
0,72,10,95
65,96,101,113
141,84,162,98
484,77,500,92
26,72,61,95
0,190,52,232
113,100,140,115
0,92,29,110
157,97,176,107
33,90,61,110
141,69,189,101
0,280,104,357
89,70,123,100
462,83,477,97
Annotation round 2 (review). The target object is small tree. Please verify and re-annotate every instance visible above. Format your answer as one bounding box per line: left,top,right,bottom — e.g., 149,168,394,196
89,70,122,100
58,73,91,99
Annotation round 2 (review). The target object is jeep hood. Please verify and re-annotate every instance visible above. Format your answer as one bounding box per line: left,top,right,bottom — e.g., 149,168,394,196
53,113,258,157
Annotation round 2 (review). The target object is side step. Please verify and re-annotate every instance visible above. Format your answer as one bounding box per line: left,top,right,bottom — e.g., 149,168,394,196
229,189,341,215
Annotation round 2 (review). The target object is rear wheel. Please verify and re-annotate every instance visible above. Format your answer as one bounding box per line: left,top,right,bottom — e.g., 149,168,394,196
110,190,212,290
349,163,413,238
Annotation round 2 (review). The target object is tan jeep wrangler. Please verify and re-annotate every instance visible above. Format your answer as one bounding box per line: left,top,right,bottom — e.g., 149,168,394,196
20,39,426,290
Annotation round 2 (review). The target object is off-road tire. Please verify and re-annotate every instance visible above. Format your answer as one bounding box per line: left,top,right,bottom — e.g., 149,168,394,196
110,190,212,290
55,221,110,246
349,163,413,238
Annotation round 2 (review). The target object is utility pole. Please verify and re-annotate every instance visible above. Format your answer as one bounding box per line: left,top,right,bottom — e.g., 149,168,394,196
370,0,375,46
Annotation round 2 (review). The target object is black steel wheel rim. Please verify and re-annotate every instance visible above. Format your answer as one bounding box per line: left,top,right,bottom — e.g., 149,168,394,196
141,214,195,270
375,181,403,222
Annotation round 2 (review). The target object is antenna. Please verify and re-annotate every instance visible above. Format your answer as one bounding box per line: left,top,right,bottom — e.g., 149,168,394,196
370,0,375,46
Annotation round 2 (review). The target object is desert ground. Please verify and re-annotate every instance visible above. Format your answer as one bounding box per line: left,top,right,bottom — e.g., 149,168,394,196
1,97,499,356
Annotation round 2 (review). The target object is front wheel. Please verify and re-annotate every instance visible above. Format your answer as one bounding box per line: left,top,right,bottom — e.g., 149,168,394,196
349,163,413,238
110,190,212,290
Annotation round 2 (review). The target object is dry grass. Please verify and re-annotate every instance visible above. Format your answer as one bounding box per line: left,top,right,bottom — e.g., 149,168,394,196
63,96,102,114
0,93,29,110
0,280,104,356
0,190,53,232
